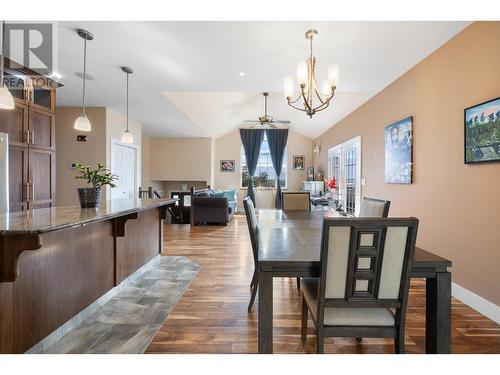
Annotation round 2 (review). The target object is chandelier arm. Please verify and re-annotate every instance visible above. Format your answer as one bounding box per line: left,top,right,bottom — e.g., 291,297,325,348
300,85,313,114
313,87,327,104
314,100,331,113
288,94,305,105
287,102,308,112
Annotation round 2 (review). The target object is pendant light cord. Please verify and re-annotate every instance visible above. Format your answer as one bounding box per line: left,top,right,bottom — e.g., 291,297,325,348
82,36,87,115
126,71,129,132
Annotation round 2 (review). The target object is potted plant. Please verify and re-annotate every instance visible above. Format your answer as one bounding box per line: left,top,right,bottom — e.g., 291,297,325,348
74,163,118,208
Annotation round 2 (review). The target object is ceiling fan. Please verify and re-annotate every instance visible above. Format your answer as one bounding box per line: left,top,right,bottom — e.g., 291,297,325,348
242,92,290,129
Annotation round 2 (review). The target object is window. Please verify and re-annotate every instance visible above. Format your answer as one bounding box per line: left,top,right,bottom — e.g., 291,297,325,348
241,134,287,189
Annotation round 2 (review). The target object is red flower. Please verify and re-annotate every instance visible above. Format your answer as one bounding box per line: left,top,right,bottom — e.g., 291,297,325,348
326,177,337,189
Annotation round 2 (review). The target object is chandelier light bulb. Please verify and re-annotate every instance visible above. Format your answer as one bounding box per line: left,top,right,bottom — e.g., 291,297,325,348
328,64,339,87
297,61,308,86
284,77,294,98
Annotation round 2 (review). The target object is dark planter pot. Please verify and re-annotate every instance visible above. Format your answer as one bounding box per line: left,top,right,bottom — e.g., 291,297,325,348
77,187,102,208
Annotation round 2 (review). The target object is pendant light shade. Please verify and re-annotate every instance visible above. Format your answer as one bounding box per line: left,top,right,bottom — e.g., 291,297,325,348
74,29,94,131
74,114,92,132
0,21,15,110
121,129,133,143
121,66,134,144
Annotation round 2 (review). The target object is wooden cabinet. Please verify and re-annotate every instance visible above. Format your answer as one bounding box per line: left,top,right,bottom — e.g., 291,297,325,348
0,103,28,147
8,146,28,212
28,108,55,151
28,149,55,209
1,61,58,211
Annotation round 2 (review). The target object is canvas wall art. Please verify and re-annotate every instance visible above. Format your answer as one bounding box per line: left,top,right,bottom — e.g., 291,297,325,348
220,160,235,172
464,97,500,164
385,116,413,184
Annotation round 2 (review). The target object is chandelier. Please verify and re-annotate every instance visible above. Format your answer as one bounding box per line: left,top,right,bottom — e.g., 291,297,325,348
284,29,339,118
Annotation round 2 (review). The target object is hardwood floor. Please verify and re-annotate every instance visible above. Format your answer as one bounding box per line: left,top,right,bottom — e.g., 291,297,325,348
146,216,500,354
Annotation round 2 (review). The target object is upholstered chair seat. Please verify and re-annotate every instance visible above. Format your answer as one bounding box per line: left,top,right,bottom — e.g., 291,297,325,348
301,278,395,326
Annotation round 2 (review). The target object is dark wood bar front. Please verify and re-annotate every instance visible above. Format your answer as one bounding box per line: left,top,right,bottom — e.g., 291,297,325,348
0,198,176,353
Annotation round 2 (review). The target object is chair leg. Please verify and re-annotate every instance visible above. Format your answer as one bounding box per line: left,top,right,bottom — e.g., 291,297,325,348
316,326,324,354
250,270,257,288
395,328,405,354
296,277,301,289
301,296,308,343
355,337,363,343
248,282,258,312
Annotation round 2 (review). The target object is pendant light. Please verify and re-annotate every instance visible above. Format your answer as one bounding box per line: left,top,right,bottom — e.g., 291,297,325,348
120,66,133,144
0,21,15,110
74,29,94,131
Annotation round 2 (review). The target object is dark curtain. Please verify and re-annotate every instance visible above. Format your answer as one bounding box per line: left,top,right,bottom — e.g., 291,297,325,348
240,128,265,205
266,128,289,209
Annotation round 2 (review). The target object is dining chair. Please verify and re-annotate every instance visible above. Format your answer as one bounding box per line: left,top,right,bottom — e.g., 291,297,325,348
282,192,311,211
243,196,259,311
359,197,391,217
282,191,311,288
301,217,419,353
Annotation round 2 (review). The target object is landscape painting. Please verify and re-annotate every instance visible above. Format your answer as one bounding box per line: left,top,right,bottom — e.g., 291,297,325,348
385,116,413,184
464,97,500,164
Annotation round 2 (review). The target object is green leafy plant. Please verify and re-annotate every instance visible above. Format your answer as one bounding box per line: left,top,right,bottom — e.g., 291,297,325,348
74,163,118,189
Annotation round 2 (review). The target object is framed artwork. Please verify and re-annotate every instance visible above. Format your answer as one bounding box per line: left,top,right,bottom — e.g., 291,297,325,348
220,160,235,172
293,155,305,170
464,97,500,164
307,166,315,181
385,116,413,184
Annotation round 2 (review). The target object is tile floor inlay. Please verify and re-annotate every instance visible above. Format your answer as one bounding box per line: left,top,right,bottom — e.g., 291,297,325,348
38,256,200,354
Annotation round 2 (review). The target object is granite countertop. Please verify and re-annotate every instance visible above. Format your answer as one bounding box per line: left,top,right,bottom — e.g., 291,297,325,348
0,198,177,235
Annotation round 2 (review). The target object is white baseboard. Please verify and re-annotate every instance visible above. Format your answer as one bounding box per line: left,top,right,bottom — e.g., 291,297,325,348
452,282,500,324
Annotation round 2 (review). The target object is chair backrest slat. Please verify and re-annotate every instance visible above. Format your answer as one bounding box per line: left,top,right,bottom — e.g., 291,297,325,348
282,192,311,211
319,218,418,309
359,197,391,218
243,197,259,264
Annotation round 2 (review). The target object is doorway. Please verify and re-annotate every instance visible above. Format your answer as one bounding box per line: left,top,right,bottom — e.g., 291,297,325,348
110,139,139,201
327,135,361,215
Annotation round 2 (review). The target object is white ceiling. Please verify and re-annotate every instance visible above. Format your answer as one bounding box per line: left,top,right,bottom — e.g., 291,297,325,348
55,21,470,140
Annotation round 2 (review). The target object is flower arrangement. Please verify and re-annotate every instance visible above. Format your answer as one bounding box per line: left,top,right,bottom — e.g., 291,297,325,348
326,177,337,190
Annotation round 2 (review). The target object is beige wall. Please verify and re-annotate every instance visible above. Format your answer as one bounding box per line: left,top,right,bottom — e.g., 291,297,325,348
214,129,313,209
150,137,212,183
314,22,500,305
55,107,107,206
141,135,164,193
56,107,143,205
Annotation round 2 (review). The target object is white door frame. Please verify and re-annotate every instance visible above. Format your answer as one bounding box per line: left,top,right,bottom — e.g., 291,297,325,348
327,135,362,215
110,138,140,200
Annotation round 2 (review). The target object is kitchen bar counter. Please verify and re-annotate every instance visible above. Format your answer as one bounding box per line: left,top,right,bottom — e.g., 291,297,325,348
0,198,176,353
0,198,176,235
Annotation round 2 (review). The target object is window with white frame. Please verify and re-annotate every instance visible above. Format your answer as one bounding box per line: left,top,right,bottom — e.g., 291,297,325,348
241,133,287,189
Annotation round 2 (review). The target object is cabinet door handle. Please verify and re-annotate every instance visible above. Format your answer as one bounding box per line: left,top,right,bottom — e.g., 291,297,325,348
31,182,35,201
23,183,28,202
30,130,35,145
24,129,30,144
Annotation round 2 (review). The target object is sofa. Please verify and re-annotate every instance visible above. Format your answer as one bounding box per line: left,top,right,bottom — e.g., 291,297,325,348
190,187,238,226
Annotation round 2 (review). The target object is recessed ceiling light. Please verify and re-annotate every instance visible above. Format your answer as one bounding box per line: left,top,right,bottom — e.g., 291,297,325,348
239,72,245,77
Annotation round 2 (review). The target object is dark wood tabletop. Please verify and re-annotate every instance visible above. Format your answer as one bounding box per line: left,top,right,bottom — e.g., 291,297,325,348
256,209,453,354
258,209,452,272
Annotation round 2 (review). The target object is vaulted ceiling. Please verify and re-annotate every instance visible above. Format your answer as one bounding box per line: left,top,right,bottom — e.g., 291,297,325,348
55,21,470,139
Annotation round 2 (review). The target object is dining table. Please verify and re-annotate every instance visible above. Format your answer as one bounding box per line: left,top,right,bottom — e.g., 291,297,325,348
257,209,452,354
